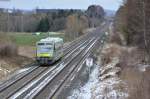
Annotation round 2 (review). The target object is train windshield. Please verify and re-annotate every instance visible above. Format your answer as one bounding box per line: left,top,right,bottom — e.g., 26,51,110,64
39,47,52,52
37,42,54,53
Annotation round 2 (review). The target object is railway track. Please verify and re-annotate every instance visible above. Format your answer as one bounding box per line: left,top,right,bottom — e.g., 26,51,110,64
0,32,97,99
0,31,91,91
0,26,107,99
44,38,99,99
42,34,106,99
8,38,97,99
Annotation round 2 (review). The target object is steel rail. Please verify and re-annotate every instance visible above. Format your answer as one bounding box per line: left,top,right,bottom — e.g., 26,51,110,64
51,37,100,99
0,34,89,93
8,38,96,99
47,38,99,99
4,38,93,99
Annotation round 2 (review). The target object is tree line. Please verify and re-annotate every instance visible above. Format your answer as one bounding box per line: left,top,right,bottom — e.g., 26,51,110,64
114,0,150,62
0,9,83,32
0,5,104,33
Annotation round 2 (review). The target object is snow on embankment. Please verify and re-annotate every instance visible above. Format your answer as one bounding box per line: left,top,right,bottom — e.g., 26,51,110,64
92,44,129,99
68,64,99,99
92,58,128,99
68,44,128,99
93,43,150,99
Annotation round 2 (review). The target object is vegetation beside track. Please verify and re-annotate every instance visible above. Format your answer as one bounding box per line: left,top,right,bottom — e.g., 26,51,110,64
8,32,65,46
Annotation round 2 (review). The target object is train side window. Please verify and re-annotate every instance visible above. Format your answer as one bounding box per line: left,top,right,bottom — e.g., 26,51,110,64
46,43,52,45
38,43,45,46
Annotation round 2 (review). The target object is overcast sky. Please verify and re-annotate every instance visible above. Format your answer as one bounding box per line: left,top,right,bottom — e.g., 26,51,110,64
0,0,122,11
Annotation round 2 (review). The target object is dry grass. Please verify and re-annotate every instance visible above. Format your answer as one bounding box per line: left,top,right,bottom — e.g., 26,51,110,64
100,43,150,99
0,33,11,43
0,33,18,58
106,23,150,98
101,43,145,68
0,43,18,58
101,43,124,65
0,33,33,80
18,46,35,59
120,67,150,99
108,31,126,45
95,44,129,99
0,56,33,80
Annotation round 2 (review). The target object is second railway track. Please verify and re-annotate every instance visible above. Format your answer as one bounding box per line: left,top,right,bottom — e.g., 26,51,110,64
0,29,107,99
8,37,98,99
0,32,90,92
0,34,95,99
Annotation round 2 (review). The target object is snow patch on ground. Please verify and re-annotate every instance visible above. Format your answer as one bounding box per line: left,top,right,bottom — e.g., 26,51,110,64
92,58,128,99
92,77,128,99
67,65,99,99
68,58,129,99
0,60,17,79
137,64,150,72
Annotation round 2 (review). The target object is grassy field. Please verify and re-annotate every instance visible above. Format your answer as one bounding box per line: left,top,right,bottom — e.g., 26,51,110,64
8,32,65,46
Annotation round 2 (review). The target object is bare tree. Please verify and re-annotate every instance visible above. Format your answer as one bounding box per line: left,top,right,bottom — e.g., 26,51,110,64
66,14,89,41
115,0,150,62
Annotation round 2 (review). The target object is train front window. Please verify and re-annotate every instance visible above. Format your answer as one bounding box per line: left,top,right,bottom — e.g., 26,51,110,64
37,47,53,53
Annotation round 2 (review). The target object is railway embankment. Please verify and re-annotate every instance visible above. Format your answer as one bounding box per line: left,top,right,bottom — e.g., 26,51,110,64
92,33,150,99
67,31,150,99
92,43,129,99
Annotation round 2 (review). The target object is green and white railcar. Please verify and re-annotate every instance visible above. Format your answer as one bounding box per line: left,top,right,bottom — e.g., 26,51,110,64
36,37,63,65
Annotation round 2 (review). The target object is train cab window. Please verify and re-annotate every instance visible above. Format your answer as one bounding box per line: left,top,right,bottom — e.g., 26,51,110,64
38,43,45,46
46,43,52,45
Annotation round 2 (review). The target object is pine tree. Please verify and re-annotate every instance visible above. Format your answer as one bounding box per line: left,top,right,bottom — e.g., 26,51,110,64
37,18,49,32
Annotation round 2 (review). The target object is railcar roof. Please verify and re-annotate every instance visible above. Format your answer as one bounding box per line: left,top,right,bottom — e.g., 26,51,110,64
40,37,63,43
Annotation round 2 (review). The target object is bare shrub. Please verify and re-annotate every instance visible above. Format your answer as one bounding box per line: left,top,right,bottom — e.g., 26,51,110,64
109,32,123,45
101,43,150,99
0,43,18,58
101,43,124,65
65,14,89,41
118,48,145,69
0,33,11,43
0,33,18,58
120,67,150,99
101,43,145,68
